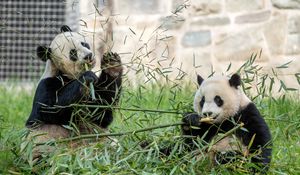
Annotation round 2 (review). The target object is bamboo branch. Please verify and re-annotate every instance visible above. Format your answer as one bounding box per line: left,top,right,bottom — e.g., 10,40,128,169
57,122,184,143
40,104,185,115
35,122,244,147
71,104,185,114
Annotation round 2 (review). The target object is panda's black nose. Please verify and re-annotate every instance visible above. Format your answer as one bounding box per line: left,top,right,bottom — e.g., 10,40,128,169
83,53,93,61
203,112,212,117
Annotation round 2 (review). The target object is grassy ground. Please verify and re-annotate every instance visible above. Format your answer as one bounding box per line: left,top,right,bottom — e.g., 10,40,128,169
0,83,299,174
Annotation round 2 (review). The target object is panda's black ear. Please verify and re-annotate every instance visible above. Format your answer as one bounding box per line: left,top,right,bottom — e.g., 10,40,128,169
37,46,52,62
229,73,241,88
61,25,72,32
197,75,204,86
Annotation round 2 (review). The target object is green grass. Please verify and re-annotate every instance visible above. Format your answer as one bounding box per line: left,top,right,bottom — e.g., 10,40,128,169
0,83,299,174
0,86,33,172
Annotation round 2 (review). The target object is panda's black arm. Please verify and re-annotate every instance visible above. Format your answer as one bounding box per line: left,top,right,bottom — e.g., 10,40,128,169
88,71,122,128
95,71,122,104
26,77,80,126
95,52,123,106
182,113,219,148
26,74,94,126
236,103,272,168
86,52,122,128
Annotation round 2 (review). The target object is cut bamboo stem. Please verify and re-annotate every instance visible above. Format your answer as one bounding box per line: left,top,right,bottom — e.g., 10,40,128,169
200,117,214,124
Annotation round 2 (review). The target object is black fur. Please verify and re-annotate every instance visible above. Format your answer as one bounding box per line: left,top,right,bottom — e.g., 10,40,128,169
37,46,51,62
229,73,241,88
60,25,72,32
197,75,204,86
26,53,122,129
182,103,272,173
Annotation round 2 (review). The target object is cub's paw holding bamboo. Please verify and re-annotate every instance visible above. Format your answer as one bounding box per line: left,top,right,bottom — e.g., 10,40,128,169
181,74,272,174
101,52,123,78
21,25,123,161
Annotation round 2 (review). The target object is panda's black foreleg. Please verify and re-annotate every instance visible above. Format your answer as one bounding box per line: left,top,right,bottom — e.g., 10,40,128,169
26,72,97,126
89,52,123,128
38,72,97,124
56,71,98,105
181,113,218,149
97,52,122,97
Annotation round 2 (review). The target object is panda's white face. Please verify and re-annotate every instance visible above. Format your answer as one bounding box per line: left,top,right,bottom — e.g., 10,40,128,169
50,32,95,79
193,75,251,124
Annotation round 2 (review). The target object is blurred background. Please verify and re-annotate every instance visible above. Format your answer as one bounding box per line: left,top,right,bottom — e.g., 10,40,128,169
1,0,299,90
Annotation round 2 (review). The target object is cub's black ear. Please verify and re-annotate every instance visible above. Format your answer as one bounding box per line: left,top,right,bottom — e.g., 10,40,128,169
229,73,241,88
37,46,51,62
61,25,72,32
197,75,204,86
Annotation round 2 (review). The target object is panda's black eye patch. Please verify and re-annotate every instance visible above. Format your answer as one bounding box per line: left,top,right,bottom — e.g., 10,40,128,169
214,95,223,107
70,49,78,61
81,42,90,49
200,96,205,108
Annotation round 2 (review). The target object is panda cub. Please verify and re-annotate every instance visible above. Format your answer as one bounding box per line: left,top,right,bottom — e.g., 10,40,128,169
182,74,272,172
24,25,122,157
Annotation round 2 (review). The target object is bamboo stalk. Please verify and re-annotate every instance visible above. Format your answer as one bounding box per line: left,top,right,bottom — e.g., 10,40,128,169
35,122,244,147
55,121,243,144
70,104,185,114
40,104,185,115
84,63,96,101
57,122,184,143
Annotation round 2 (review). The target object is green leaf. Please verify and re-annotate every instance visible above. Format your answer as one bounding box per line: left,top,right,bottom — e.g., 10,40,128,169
276,61,292,69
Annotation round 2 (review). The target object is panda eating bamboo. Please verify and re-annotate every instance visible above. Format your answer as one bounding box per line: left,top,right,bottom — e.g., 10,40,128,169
181,74,272,173
23,25,123,158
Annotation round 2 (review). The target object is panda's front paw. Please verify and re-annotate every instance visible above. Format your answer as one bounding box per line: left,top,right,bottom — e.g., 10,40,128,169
182,113,201,130
101,52,123,77
80,71,98,84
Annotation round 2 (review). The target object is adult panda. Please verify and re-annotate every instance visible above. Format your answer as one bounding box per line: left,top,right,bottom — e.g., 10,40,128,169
24,25,123,158
181,74,272,173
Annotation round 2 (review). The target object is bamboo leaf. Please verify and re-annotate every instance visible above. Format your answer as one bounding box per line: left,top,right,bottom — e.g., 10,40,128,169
276,61,292,69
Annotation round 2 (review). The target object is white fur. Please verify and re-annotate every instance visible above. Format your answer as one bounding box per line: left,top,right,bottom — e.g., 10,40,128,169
194,75,251,124
49,32,95,79
40,59,58,80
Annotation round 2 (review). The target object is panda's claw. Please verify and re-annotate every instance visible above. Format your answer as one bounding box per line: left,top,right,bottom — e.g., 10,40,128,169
101,52,123,77
101,52,121,66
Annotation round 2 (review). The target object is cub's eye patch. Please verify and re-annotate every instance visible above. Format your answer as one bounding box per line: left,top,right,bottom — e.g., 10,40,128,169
81,42,90,49
70,49,78,61
200,96,205,108
214,95,223,107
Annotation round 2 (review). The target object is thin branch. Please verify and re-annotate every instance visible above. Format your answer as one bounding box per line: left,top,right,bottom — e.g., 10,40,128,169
57,122,184,143
42,104,185,115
